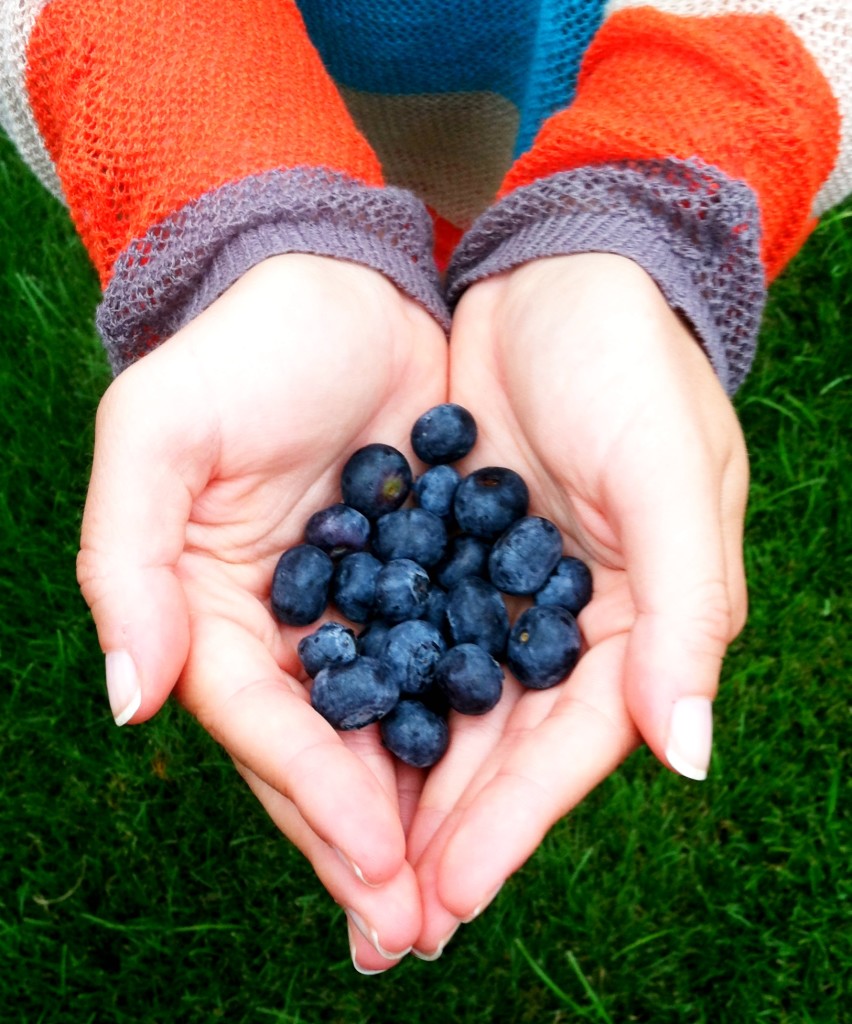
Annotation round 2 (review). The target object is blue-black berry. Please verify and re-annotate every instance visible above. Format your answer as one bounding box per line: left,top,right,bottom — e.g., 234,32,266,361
506,605,581,689
534,556,593,616
453,466,529,540
310,656,399,730
412,464,462,520
380,700,450,768
332,551,383,623
411,403,477,465
374,558,431,623
379,619,447,697
340,443,412,519
445,576,509,658
488,516,563,595
373,508,448,567
436,643,504,715
271,544,334,626
305,503,371,558
297,622,357,678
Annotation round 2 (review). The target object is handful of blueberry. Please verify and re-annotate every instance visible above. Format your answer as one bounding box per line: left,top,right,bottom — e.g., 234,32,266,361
271,404,592,769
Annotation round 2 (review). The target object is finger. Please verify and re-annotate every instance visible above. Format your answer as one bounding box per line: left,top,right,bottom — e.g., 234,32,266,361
613,437,739,782
180,611,407,886
233,760,420,974
77,355,215,726
427,636,638,923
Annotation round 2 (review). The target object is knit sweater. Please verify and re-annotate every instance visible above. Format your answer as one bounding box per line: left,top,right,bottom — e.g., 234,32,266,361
1,1,850,391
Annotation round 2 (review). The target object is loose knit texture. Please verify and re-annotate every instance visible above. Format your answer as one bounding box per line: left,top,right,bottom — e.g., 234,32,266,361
2,0,850,383
447,159,766,395
97,169,449,375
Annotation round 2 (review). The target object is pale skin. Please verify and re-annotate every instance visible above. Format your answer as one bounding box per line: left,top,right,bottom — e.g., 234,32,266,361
77,251,748,973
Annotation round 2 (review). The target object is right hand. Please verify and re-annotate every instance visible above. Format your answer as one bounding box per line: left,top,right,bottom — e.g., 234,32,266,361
77,254,449,972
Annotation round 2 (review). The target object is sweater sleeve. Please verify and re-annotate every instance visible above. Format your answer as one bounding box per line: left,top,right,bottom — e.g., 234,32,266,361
446,2,849,394
0,0,448,373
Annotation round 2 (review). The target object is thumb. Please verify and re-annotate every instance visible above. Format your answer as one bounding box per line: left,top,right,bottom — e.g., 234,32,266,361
617,447,747,781
77,361,212,725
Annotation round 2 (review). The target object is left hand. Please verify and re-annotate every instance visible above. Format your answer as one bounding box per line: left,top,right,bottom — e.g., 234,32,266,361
407,253,749,956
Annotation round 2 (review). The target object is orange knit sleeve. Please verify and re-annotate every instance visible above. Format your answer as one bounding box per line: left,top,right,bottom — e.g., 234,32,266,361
20,0,447,371
500,8,841,282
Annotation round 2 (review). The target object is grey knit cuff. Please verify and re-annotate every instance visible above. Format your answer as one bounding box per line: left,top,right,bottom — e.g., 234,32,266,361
445,159,767,395
97,167,450,374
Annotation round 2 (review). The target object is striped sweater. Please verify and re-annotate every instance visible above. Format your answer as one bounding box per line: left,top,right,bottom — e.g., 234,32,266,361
1,1,849,390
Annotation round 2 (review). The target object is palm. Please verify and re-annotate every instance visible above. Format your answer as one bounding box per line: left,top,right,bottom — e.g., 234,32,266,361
79,256,449,961
409,255,748,949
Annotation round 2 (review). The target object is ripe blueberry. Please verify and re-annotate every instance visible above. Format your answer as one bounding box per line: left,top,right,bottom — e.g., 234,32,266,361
453,466,529,540
436,643,504,715
534,556,593,616
411,403,477,465
374,558,431,623
488,516,563,595
340,443,412,519
378,619,447,697
271,544,334,626
506,605,581,689
305,503,371,558
373,508,448,567
380,700,450,768
412,464,462,520
445,576,509,658
331,551,383,623
311,656,400,730
297,622,357,678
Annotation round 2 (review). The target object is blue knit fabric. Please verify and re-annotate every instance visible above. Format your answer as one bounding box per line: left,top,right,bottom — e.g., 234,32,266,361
295,0,605,157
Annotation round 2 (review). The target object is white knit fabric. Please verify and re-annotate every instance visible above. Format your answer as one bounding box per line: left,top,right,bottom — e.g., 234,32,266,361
605,1,852,215
0,0,64,200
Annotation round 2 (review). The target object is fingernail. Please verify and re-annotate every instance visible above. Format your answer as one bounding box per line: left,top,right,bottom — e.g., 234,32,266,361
461,883,503,924
411,922,460,961
333,847,380,887
347,909,411,961
666,696,713,781
349,936,389,976
105,651,142,726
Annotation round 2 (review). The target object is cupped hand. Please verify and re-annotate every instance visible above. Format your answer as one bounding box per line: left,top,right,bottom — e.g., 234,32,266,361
408,253,749,955
76,254,448,971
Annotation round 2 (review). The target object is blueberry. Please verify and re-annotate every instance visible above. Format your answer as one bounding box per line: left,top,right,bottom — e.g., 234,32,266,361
373,508,448,567
379,619,447,697
311,656,400,730
374,558,431,623
453,466,529,540
534,556,593,616
436,643,503,715
445,576,509,658
297,622,357,678
331,551,383,623
411,403,477,465
506,605,581,689
434,534,491,590
421,585,448,632
340,443,413,519
357,619,392,658
271,544,334,626
380,700,450,768
305,503,370,558
412,464,462,520
488,516,563,595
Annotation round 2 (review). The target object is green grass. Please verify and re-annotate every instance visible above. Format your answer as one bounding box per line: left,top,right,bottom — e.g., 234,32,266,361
1,130,850,1023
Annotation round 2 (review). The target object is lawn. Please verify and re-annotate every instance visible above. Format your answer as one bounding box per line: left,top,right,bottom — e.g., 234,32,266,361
1,131,849,1023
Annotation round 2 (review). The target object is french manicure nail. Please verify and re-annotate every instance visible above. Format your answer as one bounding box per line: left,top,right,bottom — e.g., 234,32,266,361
347,909,411,961
411,922,460,961
665,696,713,781
461,883,503,924
333,847,379,887
105,650,141,727
349,936,389,976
